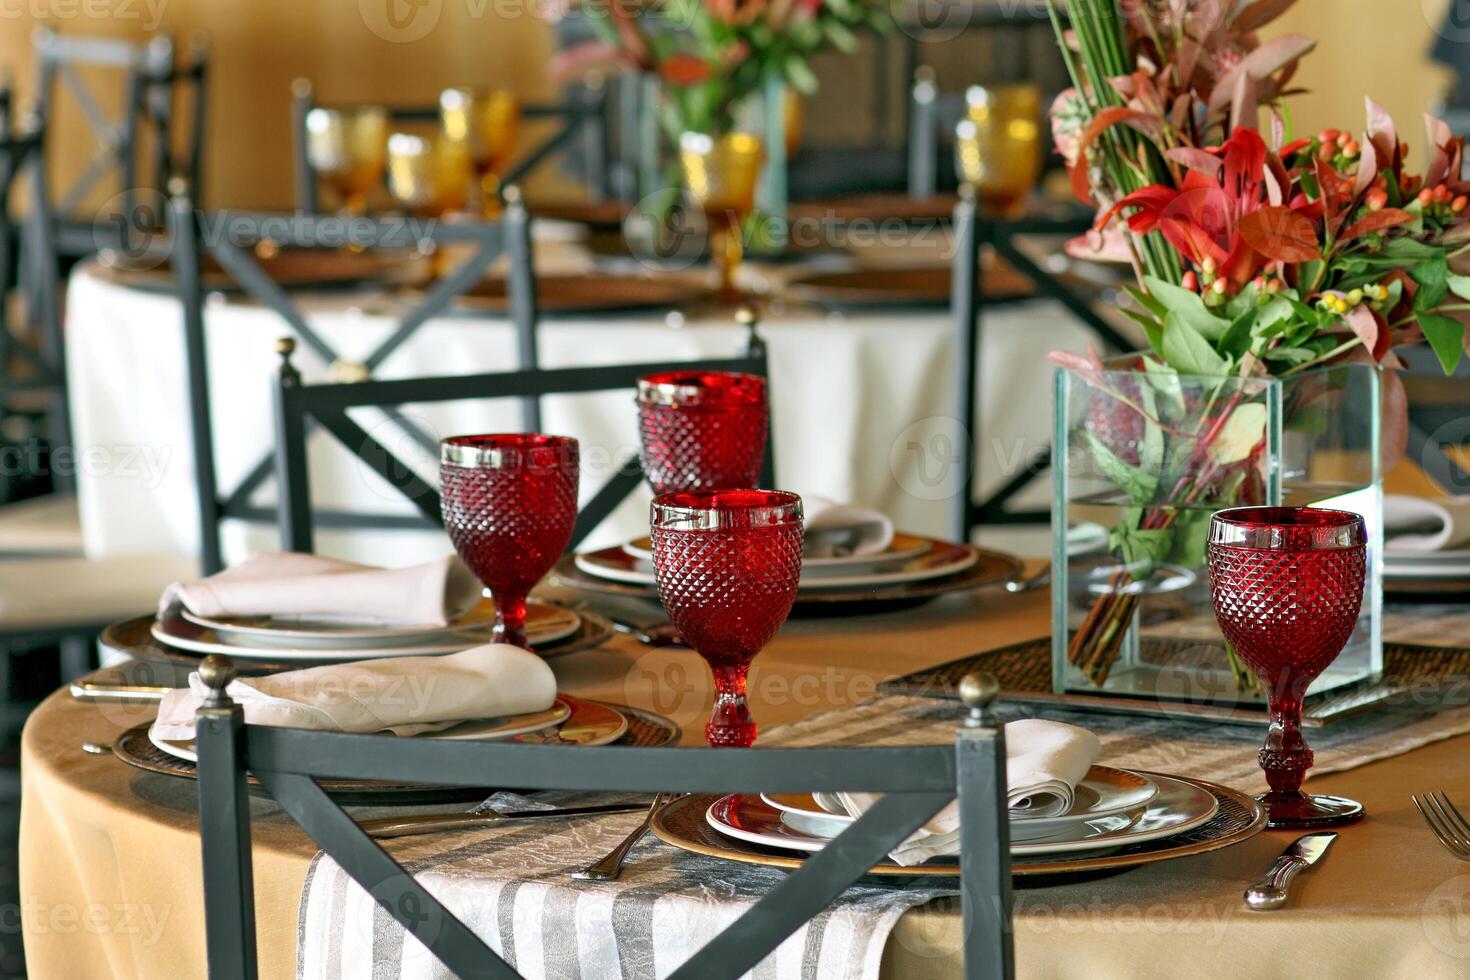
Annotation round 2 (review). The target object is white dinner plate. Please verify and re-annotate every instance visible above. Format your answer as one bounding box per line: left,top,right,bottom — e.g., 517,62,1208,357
577,537,980,591
152,602,581,661
762,765,1157,844
150,697,577,763
178,599,580,651
622,533,932,572
714,772,1216,858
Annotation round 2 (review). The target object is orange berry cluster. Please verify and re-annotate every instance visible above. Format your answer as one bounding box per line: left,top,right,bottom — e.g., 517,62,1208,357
1415,182,1468,216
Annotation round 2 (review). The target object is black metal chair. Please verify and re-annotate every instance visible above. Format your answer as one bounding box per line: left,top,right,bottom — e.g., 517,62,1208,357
290,78,611,214
268,307,775,557
167,186,540,575
948,186,1135,541
34,28,209,259
193,654,1014,980
0,117,67,494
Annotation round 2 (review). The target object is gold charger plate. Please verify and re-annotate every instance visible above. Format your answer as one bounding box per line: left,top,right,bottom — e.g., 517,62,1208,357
99,246,430,293
416,273,706,316
112,699,675,805
784,263,1033,309
650,773,1264,877
104,608,614,677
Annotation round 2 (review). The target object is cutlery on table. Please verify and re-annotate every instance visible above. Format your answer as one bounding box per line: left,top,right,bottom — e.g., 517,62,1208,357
1413,791,1470,859
1243,832,1337,910
572,793,669,881
359,802,649,839
607,617,685,648
1005,564,1051,594
69,682,174,703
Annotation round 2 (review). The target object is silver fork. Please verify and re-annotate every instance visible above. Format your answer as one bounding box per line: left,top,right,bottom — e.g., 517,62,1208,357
1413,791,1470,859
572,793,669,881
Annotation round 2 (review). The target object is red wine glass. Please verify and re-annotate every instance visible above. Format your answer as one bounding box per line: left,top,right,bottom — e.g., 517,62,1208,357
440,434,579,648
1206,506,1368,828
650,489,802,747
637,371,768,495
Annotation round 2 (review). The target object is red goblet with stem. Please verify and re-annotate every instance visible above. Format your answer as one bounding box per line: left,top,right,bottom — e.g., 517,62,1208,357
637,371,768,495
650,489,802,747
440,434,579,648
1206,506,1368,829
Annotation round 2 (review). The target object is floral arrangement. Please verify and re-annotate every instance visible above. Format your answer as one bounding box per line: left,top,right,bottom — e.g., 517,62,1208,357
549,0,890,138
1045,0,1470,686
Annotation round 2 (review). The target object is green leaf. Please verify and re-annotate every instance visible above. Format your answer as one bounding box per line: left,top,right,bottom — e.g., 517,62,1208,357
1109,516,1174,580
1224,281,1261,320
783,56,819,94
1160,312,1228,377
1136,383,1164,477
1144,275,1230,340
1252,296,1295,340
1084,432,1158,504
1166,507,1213,568
1412,253,1449,311
1125,284,1167,319
1447,274,1470,303
1208,403,1268,466
1118,306,1166,354
1141,356,1186,417
1262,345,1316,365
1219,308,1257,359
1417,313,1466,375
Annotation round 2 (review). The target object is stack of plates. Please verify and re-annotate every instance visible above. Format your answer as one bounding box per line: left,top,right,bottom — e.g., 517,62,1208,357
559,533,1025,611
648,765,1269,877
147,695,631,764
143,597,612,664
1384,547,1470,594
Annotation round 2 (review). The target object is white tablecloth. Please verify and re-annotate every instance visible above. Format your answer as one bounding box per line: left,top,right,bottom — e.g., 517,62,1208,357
64,263,1093,565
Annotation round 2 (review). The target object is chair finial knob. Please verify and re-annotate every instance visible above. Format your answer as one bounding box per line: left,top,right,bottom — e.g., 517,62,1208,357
958,672,999,727
167,175,189,198
291,77,312,99
503,183,522,205
736,304,758,328
198,655,235,706
276,336,296,359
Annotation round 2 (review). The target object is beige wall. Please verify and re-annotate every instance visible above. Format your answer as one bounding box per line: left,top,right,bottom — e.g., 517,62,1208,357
0,0,1457,210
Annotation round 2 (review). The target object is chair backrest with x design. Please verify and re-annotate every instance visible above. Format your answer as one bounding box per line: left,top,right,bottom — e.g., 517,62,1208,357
0,120,67,482
267,309,776,558
167,186,540,574
192,654,1015,980
34,28,208,256
290,78,610,214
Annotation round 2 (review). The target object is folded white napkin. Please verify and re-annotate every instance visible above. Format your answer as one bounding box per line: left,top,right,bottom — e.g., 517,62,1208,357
1384,495,1470,553
815,719,1101,866
158,552,482,627
801,494,895,558
151,643,557,741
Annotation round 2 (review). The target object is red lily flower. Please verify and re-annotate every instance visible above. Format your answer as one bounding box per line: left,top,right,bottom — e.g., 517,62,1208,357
1100,127,1320,288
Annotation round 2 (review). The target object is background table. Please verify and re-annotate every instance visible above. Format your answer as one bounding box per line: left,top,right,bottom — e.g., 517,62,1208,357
21,580,1470,979
63,262,1093,564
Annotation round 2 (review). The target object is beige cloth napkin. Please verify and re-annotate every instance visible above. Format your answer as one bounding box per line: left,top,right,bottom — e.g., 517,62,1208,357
158,552,482,627
1384,495,1470,553
815,719,1101,866
151,643,557,741
802,494,896,558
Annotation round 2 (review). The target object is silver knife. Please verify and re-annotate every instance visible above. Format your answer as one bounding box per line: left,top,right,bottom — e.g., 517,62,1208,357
69,682,174,702
1244,832,1337,910
358,802,649,839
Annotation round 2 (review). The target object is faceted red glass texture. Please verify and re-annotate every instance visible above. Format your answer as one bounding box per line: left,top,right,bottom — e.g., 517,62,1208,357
637,371,768,495
1207,506,1367,828
441,434,579,647
650,489,802,747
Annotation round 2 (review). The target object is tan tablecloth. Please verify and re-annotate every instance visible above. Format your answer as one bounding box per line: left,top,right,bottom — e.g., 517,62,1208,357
21,582,1470,979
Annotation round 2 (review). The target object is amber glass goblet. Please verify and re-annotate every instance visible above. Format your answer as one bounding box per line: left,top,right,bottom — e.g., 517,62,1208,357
385,132,472,217
678,131,764,302
1206,506,1368,828
650,490,803,747
305,106,389,214
636,371,768,495
440,435,579,648
954,84,1042,217
439,88,521,216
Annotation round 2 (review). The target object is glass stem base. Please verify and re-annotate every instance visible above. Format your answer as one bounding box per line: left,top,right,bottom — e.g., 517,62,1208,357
1257,792,1365,829
706,664,756,748
492,593,528,649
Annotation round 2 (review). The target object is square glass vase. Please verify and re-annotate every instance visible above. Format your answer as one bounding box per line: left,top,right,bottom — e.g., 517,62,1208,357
1052,359,1383,706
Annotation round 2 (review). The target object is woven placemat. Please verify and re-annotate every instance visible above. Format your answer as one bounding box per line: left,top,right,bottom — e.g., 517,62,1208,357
879,636,1470,727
